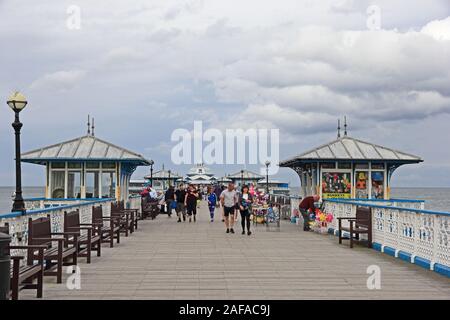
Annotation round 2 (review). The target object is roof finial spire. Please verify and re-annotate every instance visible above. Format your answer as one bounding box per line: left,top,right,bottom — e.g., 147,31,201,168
87,115,91,135
91,118,95,137
344,116,348,136
337,119,341,138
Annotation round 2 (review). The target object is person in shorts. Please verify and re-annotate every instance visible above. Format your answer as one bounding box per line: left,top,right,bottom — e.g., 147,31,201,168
220,182,238,234
175,184,187,222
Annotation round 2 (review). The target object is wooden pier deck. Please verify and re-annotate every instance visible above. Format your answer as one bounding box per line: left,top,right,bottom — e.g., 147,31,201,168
22,202,450,300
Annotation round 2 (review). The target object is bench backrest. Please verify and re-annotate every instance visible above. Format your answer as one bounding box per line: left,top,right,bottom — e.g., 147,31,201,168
112,201,125,211
0,223,9,235
355,207,371,228
28,216,51,246
64,210,80,234
92,205,104,226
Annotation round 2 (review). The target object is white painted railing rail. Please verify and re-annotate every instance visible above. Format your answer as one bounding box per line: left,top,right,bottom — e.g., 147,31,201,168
0,198,115,263
322,199,450,277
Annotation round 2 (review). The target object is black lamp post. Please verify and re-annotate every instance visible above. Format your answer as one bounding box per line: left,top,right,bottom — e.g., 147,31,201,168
240,169,244,188
149,160,154,187
7,92,28,214
265,160,271,195
168,170,171,188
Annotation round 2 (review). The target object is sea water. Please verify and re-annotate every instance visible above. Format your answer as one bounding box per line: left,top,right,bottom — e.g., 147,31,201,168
0,186,449,214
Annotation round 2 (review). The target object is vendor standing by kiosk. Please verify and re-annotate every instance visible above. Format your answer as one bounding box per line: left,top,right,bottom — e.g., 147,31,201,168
299,195,320,231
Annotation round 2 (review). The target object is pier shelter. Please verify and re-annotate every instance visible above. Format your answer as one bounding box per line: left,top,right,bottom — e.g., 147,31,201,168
227,170,263,188
144,166,182,190
279,135,422,200
21,134,151,201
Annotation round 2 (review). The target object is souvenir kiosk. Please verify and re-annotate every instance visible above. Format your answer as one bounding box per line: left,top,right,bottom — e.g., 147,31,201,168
279,131,423,200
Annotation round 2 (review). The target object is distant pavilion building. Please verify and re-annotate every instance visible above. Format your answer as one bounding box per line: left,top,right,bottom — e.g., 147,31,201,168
227,170,263,188
144,166,182,191
217,176,232,186
184,163,217,185
256,179,290,195
279,133,422,200
21,134,151,201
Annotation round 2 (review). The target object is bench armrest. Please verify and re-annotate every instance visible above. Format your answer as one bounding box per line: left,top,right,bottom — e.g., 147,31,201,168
9,245,48,250
337,217,356,220
95,217,120,221
67,226,92,230
32,237,65,243
51,232,79,236
111,212,131,217
80,222,103,227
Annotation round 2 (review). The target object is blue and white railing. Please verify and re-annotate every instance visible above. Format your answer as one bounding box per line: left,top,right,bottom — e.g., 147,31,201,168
0,197,142,264
269,194,302,220
323,199,450,277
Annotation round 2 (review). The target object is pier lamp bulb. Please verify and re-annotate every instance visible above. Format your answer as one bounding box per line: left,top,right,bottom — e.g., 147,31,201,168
265,160,271,167
149,160,154,166
7,91,28,112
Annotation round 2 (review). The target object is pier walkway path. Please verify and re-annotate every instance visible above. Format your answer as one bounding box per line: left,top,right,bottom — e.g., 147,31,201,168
22,202,450,300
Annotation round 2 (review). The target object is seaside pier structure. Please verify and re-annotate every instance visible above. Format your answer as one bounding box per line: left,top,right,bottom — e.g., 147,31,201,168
20,133,151,202
279,135,423,200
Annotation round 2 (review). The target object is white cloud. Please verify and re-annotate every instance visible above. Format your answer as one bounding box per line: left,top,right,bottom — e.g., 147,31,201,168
30,70,87,91
421,16,450,41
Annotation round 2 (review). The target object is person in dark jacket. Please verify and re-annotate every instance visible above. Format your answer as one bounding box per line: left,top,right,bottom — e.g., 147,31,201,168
184,185,199,223
164,186,175,218
175,184,187,222
238,185,253,236
299,195,320,231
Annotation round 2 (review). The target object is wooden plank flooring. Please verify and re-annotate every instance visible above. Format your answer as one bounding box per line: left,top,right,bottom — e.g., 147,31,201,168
21,202,450,300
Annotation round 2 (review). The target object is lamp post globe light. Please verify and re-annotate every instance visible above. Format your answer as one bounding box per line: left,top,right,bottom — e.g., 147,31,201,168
149,160,154,187
265,160,271,195
7,91,28,214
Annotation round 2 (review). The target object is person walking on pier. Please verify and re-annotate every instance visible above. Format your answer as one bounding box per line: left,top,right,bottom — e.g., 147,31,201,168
185,185,199,223
238,185,253,236
220,182,238,234
165,186,176,218
299,195,320,231
207,186,218,222
175,184,187,222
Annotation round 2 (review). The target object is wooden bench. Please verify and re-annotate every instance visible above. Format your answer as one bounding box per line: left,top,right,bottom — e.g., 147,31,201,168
64,210,101,263
141,197,160,220
92,205,121,248
111,201,137,237
1,224,46,300
28,216,79,284
338,207,372,248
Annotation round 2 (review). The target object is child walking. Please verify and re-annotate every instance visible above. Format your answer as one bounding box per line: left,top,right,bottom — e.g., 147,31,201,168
207,186,217,222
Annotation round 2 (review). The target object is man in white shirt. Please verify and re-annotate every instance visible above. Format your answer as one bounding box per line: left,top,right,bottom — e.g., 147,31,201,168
220,182,238,234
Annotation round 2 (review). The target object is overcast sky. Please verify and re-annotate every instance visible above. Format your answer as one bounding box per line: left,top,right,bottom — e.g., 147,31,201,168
0,0,449,187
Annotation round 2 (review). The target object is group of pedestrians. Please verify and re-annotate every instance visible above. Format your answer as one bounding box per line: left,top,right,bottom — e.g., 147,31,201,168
156,182,254,236
164,184,200,223
218,182,253,236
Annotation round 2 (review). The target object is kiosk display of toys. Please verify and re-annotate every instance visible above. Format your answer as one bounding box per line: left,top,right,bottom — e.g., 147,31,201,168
265,204,280,231
311,209,334,234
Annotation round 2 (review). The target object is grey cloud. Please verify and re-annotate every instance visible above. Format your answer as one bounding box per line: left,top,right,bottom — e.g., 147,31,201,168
0,1,449,187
